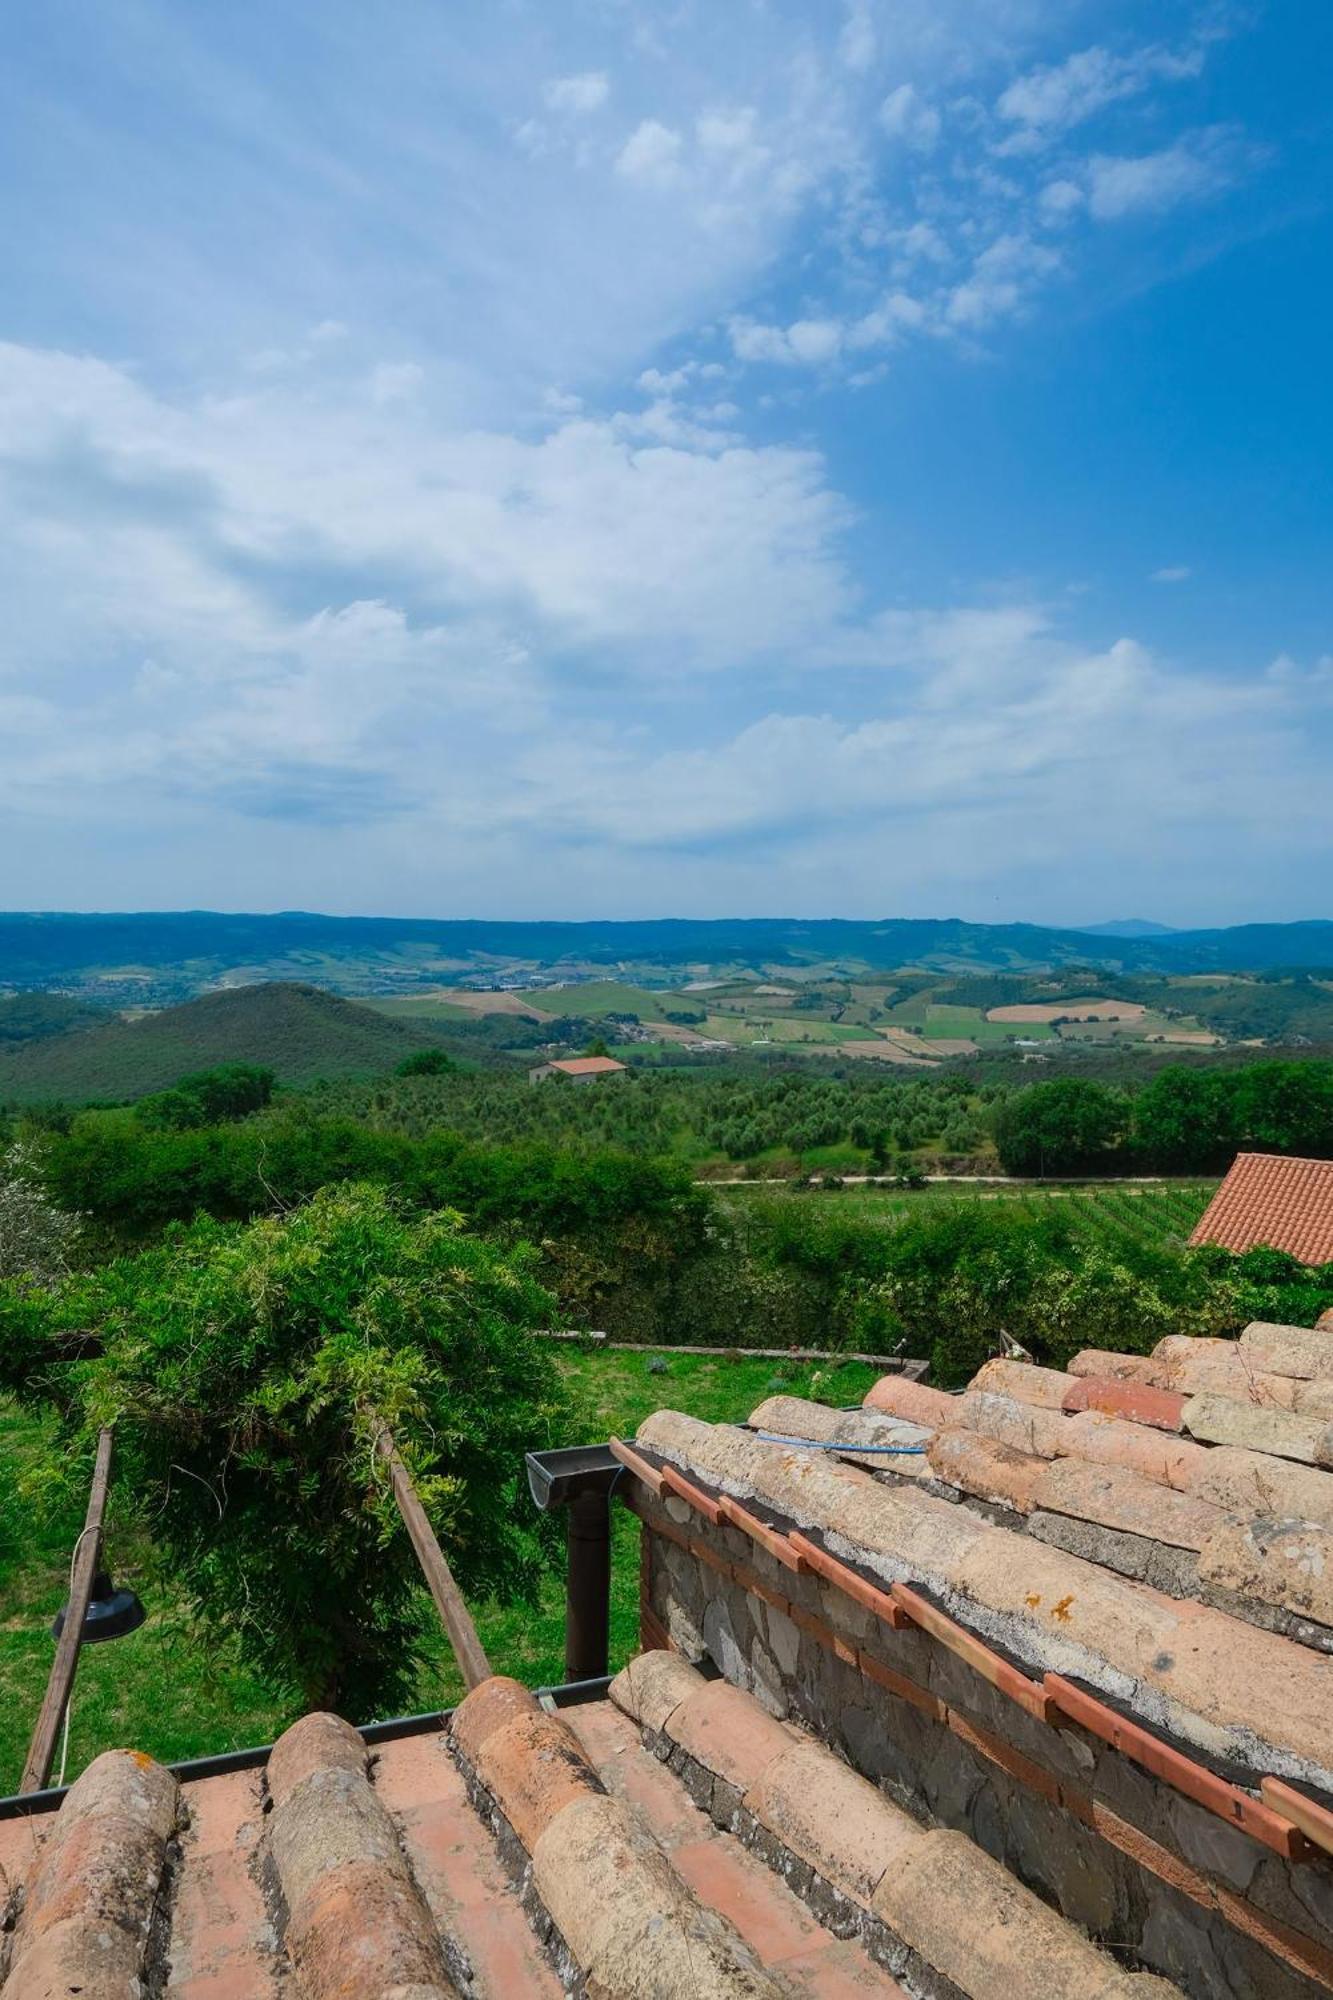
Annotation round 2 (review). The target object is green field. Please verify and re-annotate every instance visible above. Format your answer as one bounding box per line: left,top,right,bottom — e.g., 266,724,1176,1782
720,1178,1220,1255
0,1347,879,1793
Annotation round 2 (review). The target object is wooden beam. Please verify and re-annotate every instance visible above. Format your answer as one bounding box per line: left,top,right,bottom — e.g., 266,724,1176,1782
21,1427,114,1795
375,1429,492,1691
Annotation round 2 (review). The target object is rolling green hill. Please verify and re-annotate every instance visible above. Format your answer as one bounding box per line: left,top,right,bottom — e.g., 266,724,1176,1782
0,983,467,1105
0,993,109,1043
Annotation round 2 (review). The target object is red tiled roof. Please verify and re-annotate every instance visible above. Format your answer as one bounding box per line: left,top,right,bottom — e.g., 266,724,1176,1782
541,1056,627,1076
1188,1152,1333,1265
2,1668,1183,1999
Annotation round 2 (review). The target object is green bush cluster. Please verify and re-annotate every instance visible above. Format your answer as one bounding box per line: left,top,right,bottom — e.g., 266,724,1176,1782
135,1063,276,1131
3,1185,567,1717
37,1110,710,1248
731,1193,1333,1386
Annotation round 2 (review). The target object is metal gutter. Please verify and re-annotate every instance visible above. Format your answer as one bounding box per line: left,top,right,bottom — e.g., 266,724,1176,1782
0,1673,613,1821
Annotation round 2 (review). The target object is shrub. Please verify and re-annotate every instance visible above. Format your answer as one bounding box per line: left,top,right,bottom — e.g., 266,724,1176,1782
136,1064,276,1130
395,1048,455,1077
24,1184,567,1718
0,1143,81,1285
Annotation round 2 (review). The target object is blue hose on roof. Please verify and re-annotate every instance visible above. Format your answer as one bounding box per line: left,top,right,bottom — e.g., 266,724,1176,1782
752,1429,929,1455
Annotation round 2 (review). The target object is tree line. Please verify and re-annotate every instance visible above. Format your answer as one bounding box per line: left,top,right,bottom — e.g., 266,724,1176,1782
994,1062,1333,1175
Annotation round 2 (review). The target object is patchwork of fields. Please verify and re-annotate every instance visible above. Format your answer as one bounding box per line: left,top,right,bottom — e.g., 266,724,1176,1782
372,971,1233,1067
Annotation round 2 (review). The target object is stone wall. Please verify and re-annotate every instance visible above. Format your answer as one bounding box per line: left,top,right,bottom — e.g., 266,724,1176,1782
633,1485,1333,2000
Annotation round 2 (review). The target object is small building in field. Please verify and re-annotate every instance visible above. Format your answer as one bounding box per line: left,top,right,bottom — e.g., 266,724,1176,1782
528,1054,628,1085
1189,1150,1333,1265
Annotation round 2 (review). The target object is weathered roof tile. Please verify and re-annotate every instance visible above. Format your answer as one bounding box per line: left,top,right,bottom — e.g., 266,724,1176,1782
265,1713,455,2000
1240,1319,1333,1381
5,1751,179,2000
971,1357,1074,1410
1182,1391,1333,1466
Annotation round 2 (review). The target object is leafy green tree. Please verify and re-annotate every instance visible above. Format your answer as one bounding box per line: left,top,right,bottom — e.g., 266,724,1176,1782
994,1078,1127,1176
1230,1062,1333,1159
395,1048,455,1078
18,1184,567,1717
1130,1069,1234,1171
137,1064,276,1131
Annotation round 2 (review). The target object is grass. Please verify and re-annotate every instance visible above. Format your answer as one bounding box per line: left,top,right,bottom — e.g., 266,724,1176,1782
720,1178,1219,1255
0,1347,879,1793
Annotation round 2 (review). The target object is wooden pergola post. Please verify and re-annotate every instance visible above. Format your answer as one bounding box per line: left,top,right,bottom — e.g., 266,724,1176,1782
21,1427,115,1795
374,1428,492,1690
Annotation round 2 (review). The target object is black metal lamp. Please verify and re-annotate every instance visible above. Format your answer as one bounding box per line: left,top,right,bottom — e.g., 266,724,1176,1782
51,1569,146,1646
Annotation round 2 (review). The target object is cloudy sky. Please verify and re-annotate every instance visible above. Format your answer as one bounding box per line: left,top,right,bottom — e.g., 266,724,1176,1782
2,0,1330,925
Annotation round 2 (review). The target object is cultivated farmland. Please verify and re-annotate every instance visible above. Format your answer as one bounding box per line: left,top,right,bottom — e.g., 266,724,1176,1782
719,1177,1220,1259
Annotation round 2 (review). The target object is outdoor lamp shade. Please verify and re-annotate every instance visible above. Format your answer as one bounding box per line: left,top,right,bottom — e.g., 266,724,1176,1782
52,1570,147,1646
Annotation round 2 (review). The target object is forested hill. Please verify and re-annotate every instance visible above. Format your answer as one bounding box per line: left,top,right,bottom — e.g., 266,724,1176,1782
2,910,1333,994
0,983,459,1103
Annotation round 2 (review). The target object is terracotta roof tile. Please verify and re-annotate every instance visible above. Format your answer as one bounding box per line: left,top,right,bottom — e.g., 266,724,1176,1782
634,1395,1333,1788
264,1712,455,2000
4,1751,179,2000
535,1055,627,1076
1239,1318,1333,1380
610,1653,1177,1998
971,1357,1073,1409
4,1686,927,2000
1190,1152,1333,1265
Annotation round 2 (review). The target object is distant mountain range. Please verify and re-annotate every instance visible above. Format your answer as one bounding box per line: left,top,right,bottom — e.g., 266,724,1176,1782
1076,919,1180,939
1,910,1332,999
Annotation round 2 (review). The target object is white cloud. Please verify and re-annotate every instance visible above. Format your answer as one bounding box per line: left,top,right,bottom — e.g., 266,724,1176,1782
839,1,876,75
543,71,610,115
1087,130,1240,219
1152,565,1192,583
997,41,1206,140
880,84,941,152
946,233,1059,329
849,291,927,347
727,315,848,367
0,0,1303,915
697,107,757,154
1038,177,1084,222
637,365,693,394
368,361,424,405
891,221,952,266
727,318,796,364
786,319,844,365
615,120,684,185
486,616,1332,910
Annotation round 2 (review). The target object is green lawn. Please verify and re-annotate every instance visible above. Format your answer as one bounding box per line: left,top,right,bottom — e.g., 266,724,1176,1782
0,1348,879,1792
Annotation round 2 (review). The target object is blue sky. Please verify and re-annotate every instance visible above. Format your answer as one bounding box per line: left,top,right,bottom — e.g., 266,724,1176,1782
1,0,1329,925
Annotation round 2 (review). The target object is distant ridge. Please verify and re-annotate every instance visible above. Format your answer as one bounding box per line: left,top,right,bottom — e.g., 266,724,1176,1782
1,911,1332,993
1077,919,1179,939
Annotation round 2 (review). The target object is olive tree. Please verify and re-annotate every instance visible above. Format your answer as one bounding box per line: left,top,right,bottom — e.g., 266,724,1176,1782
0,1144,81,1285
